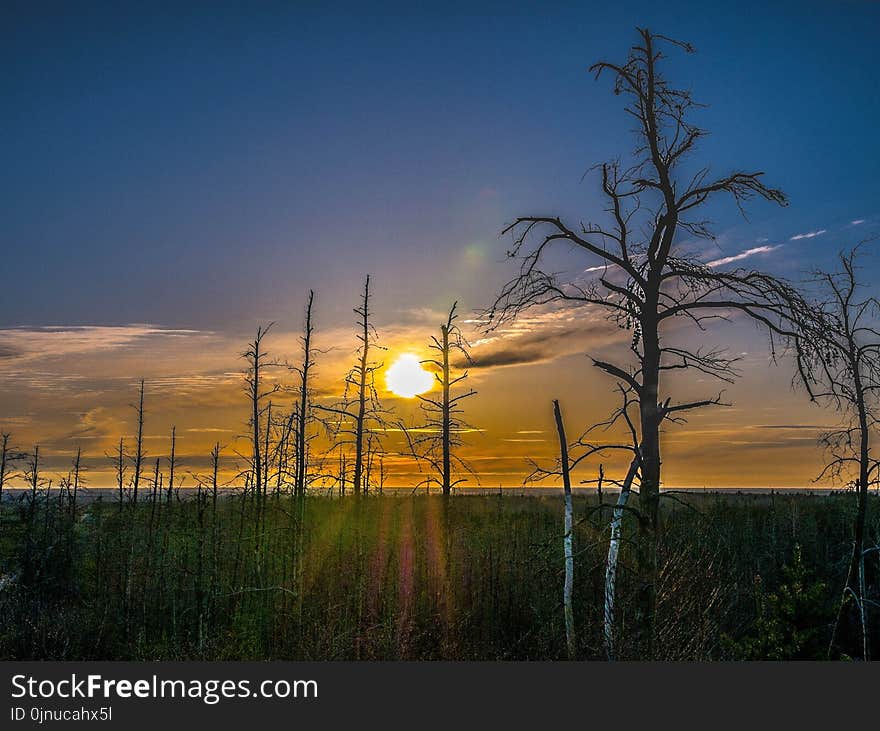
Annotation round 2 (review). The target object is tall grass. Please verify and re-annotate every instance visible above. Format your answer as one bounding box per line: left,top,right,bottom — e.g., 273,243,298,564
0,491,876,660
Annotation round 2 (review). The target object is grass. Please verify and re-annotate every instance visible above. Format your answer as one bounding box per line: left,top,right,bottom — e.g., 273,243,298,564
0,490,876,660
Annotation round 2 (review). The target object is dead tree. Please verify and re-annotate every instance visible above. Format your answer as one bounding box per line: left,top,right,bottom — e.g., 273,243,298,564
486,28,810,655
292,290,318,497
111,437,126,510
316,276,388,495
531,384,643,660
167,426,177,504
241,324,281,503
793,246,880,660
404,303,477,495
0,433,25,506
24,445,41,517
552,400,576,659
70,446,83,519
130,379,146,505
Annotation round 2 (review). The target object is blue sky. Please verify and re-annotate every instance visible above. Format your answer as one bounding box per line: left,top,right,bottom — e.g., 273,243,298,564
3,1,877,330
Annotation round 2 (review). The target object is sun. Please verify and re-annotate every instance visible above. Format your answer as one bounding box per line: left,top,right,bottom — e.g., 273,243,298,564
385,353,433,398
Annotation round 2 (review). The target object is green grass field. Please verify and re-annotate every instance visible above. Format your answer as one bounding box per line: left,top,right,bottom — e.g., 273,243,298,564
0,491,876,660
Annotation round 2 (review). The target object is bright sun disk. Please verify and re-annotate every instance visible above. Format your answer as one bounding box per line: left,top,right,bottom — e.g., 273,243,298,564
386,353,433,398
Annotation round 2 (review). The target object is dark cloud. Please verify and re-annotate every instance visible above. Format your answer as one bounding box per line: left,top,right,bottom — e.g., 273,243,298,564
459,319,618,371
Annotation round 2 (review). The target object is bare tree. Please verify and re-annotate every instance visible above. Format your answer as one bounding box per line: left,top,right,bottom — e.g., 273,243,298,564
317,276,388,495
404,303,477,496
24,445,41,516
531,384,643,660
167,425,177,504
111,437,126,510
241,324,280,503
552,400,576,659
70,446,83,519
793,246,880,660
292,290,318,497
486,28,810,655
130,379,146,505
0,433,24,506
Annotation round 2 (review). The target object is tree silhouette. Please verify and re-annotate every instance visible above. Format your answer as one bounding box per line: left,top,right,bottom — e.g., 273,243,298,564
403,303,477,496
486,27,811,655
794,245,880,660
316,276,389,496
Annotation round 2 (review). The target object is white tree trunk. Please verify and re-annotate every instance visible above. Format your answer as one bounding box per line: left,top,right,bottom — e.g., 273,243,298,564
604,457,639,660
553,400,576,659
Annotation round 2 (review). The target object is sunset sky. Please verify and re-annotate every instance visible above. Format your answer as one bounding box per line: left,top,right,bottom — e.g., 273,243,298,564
2,1,879,488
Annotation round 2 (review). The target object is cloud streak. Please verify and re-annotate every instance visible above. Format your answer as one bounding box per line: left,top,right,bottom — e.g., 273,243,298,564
790,229,826,241
706,245,781,268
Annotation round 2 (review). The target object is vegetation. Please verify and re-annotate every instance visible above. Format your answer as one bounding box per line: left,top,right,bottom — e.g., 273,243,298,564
0,490,875,660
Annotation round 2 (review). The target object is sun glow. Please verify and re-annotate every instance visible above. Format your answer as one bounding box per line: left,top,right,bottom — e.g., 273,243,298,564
385,353,433,398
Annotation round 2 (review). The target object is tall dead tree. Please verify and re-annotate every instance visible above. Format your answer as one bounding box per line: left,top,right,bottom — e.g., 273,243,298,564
113,437,126,510
405,303,477,496
25,445,40,516
242,324,280,503
487,28,810,656
70,446,83,519
317,276,387,495
552,400,576,659
293,290,317,497
131,379,146,505
794,246,880,660
167,426,177,504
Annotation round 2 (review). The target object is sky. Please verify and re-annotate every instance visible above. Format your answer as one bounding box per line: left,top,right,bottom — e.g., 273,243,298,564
1,1,879,488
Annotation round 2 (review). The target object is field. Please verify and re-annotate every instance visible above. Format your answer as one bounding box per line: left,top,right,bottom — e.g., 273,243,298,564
1,489,877,661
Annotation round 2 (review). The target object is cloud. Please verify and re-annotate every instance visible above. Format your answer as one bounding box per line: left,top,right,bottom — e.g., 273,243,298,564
459,306,616,371
706,245,782,268
851,219,865,226
584,263,616,274
0,325,208,363
790,229,826,241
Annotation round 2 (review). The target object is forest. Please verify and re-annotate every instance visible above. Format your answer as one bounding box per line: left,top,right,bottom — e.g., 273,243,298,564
1,28,877,661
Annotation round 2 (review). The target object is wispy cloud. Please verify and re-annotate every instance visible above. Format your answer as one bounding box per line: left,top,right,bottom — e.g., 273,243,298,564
706,245,781,268
790,229,826,241
851,219,865,226
584,263,616,274
0,325,208,363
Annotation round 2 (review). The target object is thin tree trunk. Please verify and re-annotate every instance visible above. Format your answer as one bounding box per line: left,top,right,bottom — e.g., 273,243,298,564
636,316,661,659
442,323,452,496
605,456,640,661
167,426,176,505
353,277,371,496
296,290,315,497
553,400,576,659
0,434,9,506
132,379,145,506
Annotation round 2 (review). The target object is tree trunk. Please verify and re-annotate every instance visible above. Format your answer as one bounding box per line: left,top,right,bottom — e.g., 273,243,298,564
636,317,661,659
553,400,576,659
442,324,451,496
605,456,640,660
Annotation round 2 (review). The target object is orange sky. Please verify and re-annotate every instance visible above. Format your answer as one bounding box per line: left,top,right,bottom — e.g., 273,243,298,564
0,300,839,491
